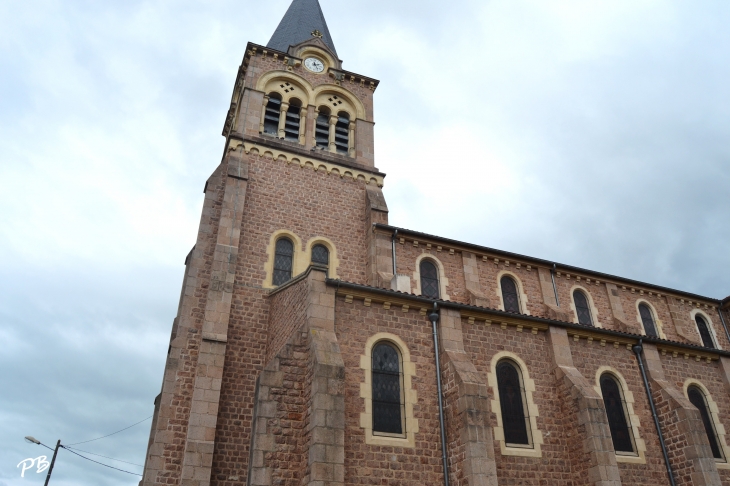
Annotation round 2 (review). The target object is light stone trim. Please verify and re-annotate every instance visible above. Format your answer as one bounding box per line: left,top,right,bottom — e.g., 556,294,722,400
487,351,543,457
263,230,340,289
359,333,418,448
690,308,722,350
569,284,602,328
594,366,646,464
635,299,667,340
237,141,383,187
412,253,450,301
683,379,730,468
495,271,531,316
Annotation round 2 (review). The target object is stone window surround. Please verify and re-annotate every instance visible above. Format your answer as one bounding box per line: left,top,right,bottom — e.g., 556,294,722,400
256,69,363,157
359,332,418,448
683,379,730,468
263,230,340,288
495,271,531,316
690,309,722,350
634,299,667,340
594,366,647,464
487,351,543,457
412,253,450,301
569,284,602,328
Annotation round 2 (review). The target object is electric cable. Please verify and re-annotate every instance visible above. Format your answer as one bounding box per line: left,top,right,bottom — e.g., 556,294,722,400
64,446,144,467
61,446,142,476
66,415,152,446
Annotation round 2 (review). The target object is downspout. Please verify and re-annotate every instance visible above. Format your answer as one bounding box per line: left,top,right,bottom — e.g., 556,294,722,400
550,263,560,307
428,303,450,486
632,340,676,486
717,306,730,346
391,229,398,275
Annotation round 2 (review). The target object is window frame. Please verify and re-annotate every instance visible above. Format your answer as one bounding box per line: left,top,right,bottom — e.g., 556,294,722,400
496,359,532,448
684,381,728,463
359,333,418,448
599,373,637,455
499,274,523,314
572,288,594,327
691,309,719,350
636,301,663,339
487,351,543,458
370,341,406,437
419,259,440,299
272,237,294,286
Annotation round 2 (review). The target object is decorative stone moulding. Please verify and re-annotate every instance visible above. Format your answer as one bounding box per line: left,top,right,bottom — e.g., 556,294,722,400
234,141,384,187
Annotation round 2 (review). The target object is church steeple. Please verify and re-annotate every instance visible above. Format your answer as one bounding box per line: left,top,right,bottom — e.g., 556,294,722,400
267,0,338,57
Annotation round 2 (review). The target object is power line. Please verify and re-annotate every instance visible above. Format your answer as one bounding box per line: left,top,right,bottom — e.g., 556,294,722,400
61,446,142,477
66,415,152,446
64,446,144,467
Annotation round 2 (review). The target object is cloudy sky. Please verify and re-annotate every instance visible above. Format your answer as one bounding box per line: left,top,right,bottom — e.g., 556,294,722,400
1,0,729,484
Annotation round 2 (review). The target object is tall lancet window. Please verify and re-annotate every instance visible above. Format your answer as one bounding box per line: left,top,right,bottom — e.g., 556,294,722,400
573,290,594,326
501,276,521,313
419,260,439,299
334,112,350,154
695,314,715,349
600,374,635,453
263,93,282,136
284,98,301,142
638,303,657,337
687,386,724,460
315,107,330,149
496,360,531,446
372,342,404,435
272,238,294,286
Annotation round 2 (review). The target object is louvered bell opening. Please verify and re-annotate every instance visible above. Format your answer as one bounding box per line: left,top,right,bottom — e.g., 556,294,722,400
334,116,349,154
284,106,300,141
315,115,329,148
263,98,281,136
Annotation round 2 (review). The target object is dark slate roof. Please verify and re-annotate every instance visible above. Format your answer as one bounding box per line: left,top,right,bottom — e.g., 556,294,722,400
267,0,338,57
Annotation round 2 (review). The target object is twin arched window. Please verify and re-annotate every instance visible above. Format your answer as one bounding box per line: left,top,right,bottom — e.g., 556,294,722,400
695,314,716,349
600,374,635,453
638,303,658,337
372,342,404,435
501,276,521,313
420,260,440,299
573,290,594,326
496,359,531,446
687,385,723,460
273,238,294,286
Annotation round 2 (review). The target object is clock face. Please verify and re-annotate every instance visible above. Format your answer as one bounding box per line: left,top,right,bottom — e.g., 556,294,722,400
304,57,325,73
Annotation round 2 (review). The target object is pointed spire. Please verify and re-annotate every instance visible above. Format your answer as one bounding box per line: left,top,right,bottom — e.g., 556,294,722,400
267,0,338,57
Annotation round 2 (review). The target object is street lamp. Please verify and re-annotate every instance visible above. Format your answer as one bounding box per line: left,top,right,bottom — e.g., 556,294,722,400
25,436,62,486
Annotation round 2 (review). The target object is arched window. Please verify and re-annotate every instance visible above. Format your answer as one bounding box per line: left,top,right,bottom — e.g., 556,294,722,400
272,238,294,286
372,342,404,435
496,360,531,446
315,107,330,149
638,303,657,337
695,314,715,349
263,93,282,136
311,244,329,266
420,260,439,299
334,112,350,154
687,386,723,460
573,290,594,326
600,374,635,453
501,276,521,313
283,98,301,142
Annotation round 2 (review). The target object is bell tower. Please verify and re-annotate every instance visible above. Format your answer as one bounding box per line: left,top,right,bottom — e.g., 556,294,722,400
140,1,388,485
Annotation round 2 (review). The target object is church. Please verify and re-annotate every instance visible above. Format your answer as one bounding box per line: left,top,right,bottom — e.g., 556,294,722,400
140,1,730,484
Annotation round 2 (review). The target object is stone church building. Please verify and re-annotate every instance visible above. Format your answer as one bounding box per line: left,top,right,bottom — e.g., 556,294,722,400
140,1,730,484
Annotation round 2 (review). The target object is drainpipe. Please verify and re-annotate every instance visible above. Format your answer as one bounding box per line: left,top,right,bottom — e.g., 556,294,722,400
717,306,730,346
632,340,676,486
428,303,450,486
550,263,560,307
391,229,398,276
